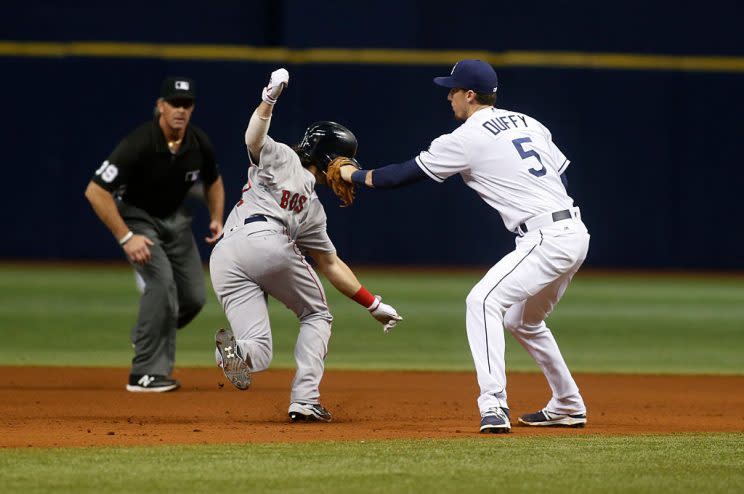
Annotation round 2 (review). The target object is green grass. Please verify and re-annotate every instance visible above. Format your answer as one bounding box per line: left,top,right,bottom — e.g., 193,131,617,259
0,264,742,374
1,434,743,493
2,265,742,493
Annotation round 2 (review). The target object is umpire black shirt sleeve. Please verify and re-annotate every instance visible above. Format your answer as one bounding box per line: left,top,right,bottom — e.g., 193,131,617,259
91,135,139,192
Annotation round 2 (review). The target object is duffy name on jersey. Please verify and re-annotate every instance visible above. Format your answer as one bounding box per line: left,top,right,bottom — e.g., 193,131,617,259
482,114,529,136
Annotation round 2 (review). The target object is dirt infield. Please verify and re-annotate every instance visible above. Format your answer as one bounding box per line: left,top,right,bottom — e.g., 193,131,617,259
1,367,742,448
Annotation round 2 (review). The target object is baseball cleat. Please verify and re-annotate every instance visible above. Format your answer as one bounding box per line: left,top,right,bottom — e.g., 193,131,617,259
288,402,332,423
479,407,511,433
518,409,587,427
215,328,252,390
126,374,180,393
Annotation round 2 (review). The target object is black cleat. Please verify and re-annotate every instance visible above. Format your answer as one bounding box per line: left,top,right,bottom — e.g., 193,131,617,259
288,402,332,423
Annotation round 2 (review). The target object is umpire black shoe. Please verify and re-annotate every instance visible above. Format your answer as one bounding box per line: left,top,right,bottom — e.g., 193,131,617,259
288,402,332,423
126,374,180,393
215,328,252,390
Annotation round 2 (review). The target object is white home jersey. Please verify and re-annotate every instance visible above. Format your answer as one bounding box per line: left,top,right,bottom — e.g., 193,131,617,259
222,135,335,253
415,107,574,232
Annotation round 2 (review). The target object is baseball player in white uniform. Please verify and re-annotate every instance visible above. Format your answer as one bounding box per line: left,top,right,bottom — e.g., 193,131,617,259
209,69,402,423
339,59,589,433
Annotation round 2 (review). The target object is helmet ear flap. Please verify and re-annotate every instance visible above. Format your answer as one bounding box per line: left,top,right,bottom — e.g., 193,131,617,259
295,147,312,167
316,153,337,173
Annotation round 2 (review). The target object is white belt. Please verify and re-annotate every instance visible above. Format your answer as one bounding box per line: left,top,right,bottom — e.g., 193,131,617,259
516,206,581,236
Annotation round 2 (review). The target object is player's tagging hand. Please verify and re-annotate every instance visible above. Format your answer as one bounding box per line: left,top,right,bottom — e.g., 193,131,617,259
123,234,154,265
368,296,403,334
339,163,358,183
262,68,289,105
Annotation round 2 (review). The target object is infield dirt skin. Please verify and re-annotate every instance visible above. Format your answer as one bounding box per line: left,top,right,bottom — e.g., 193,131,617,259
1,367,742,447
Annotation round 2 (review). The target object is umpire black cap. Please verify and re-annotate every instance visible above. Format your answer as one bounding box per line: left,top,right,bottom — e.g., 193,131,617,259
160,76,196,101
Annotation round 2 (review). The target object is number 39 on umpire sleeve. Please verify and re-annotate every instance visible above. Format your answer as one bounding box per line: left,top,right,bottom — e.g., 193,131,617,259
95,160,119,183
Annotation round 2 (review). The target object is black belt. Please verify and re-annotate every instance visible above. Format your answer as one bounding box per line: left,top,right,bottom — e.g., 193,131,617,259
215,215,270,245
519,209,572,233
244,215,268,225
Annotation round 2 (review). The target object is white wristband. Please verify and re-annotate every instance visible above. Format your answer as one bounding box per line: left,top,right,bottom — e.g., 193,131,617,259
118,231,134,245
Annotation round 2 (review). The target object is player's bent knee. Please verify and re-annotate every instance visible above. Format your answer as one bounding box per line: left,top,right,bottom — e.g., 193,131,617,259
466,289,508,319
516,322,548,338
465,289,486,309
503,315,522,334
301,310,333,325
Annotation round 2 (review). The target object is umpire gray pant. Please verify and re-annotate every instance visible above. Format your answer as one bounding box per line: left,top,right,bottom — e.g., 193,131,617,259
121,202,206,377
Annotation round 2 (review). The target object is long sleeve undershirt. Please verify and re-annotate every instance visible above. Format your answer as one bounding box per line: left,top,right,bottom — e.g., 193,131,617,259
351,159,428,188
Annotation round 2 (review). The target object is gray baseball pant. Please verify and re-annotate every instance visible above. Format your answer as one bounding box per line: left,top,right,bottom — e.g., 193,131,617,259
209,223,333,404
121,203,206,377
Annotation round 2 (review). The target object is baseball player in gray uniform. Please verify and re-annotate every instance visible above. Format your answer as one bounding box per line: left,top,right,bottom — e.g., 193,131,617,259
339,59,589,433
209,69,402,423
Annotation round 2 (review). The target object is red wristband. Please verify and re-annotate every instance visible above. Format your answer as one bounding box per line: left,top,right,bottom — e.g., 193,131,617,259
351,286,376,308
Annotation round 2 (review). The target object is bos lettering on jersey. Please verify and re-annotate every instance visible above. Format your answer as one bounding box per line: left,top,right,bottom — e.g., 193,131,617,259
279,190,307,213
482,114,528,137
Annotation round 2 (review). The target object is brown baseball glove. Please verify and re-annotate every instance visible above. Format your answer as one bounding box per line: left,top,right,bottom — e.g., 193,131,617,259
325,156,359,207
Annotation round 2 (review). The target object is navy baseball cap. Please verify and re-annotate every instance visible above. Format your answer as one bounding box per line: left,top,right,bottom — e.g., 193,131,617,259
433,59,498,93
160,76,196,101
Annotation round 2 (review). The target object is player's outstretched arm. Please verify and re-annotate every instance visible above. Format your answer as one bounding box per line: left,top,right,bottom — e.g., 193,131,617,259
308,250,403,333
339,158,428,189
245,68,289,161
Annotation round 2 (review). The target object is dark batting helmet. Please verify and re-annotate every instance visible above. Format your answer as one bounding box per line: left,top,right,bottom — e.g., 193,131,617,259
296,121,358,172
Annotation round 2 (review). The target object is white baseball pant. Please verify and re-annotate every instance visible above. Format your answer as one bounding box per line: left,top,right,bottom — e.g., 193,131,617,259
465,218,590,415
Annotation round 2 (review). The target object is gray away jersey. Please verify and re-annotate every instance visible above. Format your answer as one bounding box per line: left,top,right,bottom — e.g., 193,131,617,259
223,135,335,253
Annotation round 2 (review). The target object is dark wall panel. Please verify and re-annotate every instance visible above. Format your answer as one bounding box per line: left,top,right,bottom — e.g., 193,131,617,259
1,1,742,268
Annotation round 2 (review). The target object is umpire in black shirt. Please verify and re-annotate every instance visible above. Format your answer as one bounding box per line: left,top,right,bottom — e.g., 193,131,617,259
85,77,224,392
